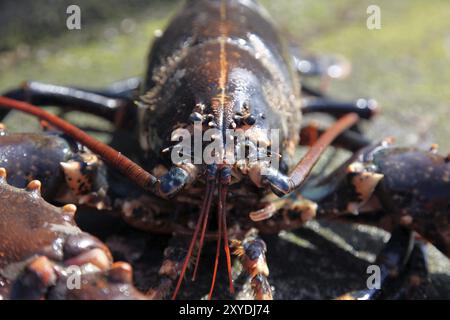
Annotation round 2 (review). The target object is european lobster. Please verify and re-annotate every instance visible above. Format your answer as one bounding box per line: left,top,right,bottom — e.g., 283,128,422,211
0,0,448,300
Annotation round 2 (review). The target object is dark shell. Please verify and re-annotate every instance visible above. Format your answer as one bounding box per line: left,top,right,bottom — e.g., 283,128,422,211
139,0,301,167
0,173,112,299
374,148,450,256
0,133,74,197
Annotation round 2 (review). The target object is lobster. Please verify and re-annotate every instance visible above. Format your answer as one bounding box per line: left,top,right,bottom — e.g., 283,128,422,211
0,0,448,300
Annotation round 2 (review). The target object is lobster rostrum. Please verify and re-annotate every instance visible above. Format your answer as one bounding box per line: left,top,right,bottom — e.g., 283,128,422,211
0,0,448,300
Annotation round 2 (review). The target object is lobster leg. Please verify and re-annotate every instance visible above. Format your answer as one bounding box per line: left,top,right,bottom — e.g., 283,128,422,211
300,122,371,151
337,226,414,300
1,80,137,126
74,77,141,100
378,240,431,299
302,97,378,121
146,235,189,300
248,193,317,230
294,52,351,80
231,229,273,300
293,51,377,131
300,83,325,98
294,50,350,96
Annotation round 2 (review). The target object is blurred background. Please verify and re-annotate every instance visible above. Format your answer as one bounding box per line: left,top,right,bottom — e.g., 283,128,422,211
0,0,449,299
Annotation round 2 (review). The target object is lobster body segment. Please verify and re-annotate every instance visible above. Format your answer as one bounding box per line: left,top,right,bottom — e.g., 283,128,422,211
139,0,302,169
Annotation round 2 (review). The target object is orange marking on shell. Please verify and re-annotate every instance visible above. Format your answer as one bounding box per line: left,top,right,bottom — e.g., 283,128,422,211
430,143,439,153
109,262,133,283
28,256,56,286
64,248,111,271
351,172,384,204
62,204,77,216
0,167,7,180
26,180,42,193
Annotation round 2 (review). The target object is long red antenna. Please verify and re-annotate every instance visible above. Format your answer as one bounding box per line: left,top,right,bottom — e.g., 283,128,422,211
208,182,234,299
0,96,158,191
208,183,224,299
288,113,360,189
172,180,214,299
191,181,215,281
220,184,234,294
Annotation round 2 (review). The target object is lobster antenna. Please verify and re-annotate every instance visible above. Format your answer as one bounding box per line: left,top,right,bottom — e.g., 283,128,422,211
220,184,234,294
208,182,224,300
287,113,360,191
172,179,215,299
0,96,158,191
208,181,234,299
192,179,216,281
